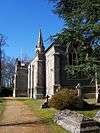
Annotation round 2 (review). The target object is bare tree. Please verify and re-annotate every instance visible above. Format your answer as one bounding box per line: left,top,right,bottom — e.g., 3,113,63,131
2,56,15,87
0,34,6,88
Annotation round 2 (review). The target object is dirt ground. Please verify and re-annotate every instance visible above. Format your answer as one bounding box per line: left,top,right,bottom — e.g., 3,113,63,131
0,98,49,133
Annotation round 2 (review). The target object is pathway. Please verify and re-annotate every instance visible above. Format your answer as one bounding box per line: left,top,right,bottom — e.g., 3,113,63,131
0,98,49,133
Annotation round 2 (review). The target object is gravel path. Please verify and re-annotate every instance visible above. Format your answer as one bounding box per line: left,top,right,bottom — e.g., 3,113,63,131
0,98,49,133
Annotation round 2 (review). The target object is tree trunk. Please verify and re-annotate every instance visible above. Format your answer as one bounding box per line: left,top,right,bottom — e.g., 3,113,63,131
95,71,98,103
0,45,1,88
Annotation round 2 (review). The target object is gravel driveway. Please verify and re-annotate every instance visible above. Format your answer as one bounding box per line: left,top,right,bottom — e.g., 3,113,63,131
0,98,49,133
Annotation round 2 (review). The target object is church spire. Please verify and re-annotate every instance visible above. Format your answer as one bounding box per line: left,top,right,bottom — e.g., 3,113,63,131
37,29,44,48
36,29,45,53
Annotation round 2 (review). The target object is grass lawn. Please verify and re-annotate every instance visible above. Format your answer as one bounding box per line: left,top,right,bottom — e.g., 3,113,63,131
77,98,100,118
17,98,100,132
22,99,70,133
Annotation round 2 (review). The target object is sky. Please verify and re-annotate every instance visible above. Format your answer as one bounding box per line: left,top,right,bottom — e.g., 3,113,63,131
0,0,64,59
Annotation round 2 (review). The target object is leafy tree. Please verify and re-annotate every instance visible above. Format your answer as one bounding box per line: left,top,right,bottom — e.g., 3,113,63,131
49,0,100,80
49,0,100,25
49,0,100,48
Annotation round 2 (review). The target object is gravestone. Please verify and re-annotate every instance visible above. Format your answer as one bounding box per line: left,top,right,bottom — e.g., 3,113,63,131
76,83,82,99
54,109,100,133
96,85,100,103
94,111,100,123
42,95,49,108
97,89,100,103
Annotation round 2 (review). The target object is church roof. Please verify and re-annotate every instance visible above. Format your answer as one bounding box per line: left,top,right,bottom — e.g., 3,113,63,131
45,43,54,53
45,40,60,53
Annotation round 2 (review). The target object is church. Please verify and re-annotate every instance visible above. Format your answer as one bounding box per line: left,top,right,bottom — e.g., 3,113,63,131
13,58,28,97
13,30,95,99
27,30,78,99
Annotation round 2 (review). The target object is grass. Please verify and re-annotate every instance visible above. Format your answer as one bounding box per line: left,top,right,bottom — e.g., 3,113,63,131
78,110,98,118
17,98,100,132
84,98,96,104
22,99,70,133
77,98,100,118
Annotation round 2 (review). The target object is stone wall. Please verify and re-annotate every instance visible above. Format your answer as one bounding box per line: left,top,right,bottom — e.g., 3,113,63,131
59,79,96,99
28,52,46,99
28,56,39,99
46,46,55,97
13,62,28,97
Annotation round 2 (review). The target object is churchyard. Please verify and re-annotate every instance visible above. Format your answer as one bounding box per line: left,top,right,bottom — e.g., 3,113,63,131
0,97,69,133
0,0,99,132
0,96,100,133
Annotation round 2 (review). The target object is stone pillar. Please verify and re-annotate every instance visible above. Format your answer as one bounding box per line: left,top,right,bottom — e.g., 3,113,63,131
54,52,61,93
95,71,99,103
30,66,33,98
28,65,32,98
33,87,37,99
13,74,16,98
35,59,45,99
77,88,82,98
13,88,16,98
96,85,100,103
32,65,34,98
28,67,30,97
76,83,82,99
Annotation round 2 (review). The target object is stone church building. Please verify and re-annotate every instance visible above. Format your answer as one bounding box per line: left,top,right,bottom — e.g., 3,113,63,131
13,30,96,99
28,30,78,99
13,59,28,97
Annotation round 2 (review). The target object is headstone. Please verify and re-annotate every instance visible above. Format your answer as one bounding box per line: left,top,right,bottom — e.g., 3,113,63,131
96,85,100,103
42,95,49,108
76,83,82,99
94,111,100,122
54,109,100,133
97,89,100,103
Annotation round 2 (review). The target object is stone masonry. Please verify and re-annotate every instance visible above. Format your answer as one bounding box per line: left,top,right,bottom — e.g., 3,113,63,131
28,30,46,99
14,30,95,99
54,109,100,133
13,59,28,97
28,30,78,99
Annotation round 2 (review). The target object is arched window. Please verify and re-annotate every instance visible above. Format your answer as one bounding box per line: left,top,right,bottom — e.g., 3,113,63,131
68,45,77,65
69,52,72,65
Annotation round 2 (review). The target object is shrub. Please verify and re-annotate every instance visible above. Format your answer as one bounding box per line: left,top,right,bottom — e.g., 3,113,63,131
49,89,78,110
49,89,90,110
0,87,13,97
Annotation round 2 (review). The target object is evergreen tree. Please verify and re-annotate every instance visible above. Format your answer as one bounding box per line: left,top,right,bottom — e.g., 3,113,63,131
49,0,100,80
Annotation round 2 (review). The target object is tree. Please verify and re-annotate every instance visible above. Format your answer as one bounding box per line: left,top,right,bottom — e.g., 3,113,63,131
49,0,100,47
0,34,6,88
49,0,100,25
2,56,15,87
49,0,100,79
